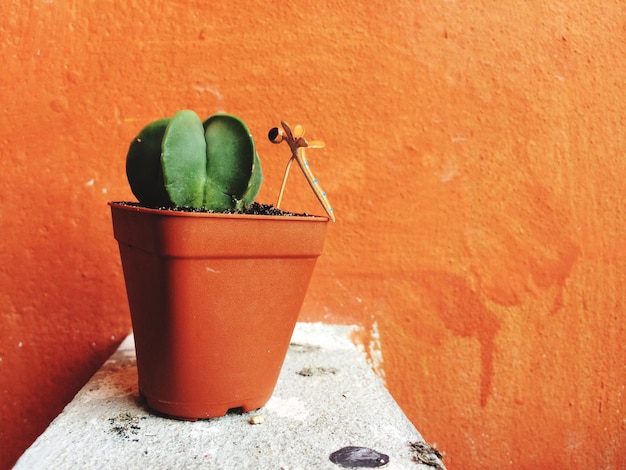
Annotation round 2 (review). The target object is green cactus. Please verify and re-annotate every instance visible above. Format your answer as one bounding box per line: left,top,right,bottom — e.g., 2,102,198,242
125,117,171,208
126,110,262,211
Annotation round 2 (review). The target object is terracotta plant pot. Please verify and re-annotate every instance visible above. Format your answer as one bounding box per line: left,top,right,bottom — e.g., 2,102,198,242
109,202,329,420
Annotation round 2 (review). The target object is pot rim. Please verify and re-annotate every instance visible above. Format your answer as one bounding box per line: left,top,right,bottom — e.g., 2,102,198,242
108,201,330,222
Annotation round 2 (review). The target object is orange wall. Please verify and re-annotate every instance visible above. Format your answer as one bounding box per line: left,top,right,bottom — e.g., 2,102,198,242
1,1,625,469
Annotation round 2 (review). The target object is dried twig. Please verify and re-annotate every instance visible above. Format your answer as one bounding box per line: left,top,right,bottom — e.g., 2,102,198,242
269,121,335,222
408,441,447,470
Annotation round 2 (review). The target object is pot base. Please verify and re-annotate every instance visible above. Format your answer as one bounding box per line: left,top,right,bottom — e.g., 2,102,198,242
139,391,271,421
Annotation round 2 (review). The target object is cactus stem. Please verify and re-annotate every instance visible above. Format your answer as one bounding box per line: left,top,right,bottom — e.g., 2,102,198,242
276,156,295,209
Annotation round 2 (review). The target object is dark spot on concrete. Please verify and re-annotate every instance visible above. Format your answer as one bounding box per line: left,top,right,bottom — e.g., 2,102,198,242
297,366,338,377
108,412,146,441
329,446,389,468
289,342,322,353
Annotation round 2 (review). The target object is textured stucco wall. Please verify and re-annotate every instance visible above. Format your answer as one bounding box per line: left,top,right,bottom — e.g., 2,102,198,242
1,1,625,469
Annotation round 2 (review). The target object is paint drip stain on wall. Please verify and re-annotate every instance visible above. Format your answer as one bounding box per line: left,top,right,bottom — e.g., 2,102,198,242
417,271,500,407
464,181,580,315
418,181,581,407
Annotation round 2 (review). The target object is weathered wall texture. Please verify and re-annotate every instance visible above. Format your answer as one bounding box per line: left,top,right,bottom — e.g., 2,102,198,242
1,1,624,468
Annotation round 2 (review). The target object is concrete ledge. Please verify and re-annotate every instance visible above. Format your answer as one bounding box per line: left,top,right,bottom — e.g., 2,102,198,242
15,323,445,469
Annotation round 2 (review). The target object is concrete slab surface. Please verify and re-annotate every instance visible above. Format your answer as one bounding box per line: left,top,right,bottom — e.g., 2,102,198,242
15,323,445,470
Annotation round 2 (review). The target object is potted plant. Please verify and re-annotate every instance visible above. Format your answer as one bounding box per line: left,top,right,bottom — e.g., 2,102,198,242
109,110,334,420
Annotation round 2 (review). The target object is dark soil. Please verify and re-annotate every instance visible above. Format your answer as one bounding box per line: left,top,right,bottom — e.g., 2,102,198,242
108,412,147,441
115,201,314,217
